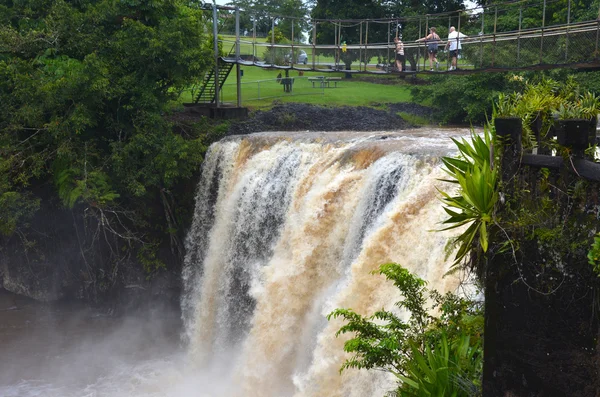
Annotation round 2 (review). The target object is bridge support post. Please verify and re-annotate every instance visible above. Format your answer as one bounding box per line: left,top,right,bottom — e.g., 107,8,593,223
271,18,275,66
312,21,317,70
492,7,497,67
417,18,422,72
596,4,600,59
424,16,428,72
359,22,363,71
517,7,522,66
252,19,256,62
212,3,220,108
447,16,451,70
540,0,546,64
387,21,390,70
365,22,369,73
480,10,484,68
235,7,241,108
565,0,571,61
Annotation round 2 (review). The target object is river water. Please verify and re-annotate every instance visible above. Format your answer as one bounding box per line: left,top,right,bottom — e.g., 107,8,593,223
1,127,474,397
0,289,192,397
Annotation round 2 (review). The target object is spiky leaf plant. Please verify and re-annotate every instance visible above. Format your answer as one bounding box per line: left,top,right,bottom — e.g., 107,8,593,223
439,127,498,266
397,332,483,397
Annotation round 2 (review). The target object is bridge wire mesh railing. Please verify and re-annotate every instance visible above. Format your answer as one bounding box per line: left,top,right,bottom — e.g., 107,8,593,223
212,0,600,74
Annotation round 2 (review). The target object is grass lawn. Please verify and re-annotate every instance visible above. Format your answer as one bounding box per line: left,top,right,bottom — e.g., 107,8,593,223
180,65,412,109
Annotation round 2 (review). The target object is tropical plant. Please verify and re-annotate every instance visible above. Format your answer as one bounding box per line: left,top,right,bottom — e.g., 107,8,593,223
555,91,600,120
328,263,483,396
494,92,521,118
587,233,600,275
438,126,498,266
398,332,483,397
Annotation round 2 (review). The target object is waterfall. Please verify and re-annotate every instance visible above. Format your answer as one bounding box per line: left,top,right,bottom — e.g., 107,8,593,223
181,128,471,397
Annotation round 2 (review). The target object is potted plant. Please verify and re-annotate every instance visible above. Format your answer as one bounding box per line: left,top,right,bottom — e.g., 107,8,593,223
554,94,599,157
493,93,523,150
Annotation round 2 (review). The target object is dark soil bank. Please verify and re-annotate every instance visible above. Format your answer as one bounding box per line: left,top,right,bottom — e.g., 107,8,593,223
228,102,434,135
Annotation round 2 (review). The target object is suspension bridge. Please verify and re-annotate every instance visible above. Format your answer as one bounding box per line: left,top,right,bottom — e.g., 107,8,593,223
195,0,600,105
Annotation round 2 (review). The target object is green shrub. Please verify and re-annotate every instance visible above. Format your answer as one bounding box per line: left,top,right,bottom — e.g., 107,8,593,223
328,263,483,396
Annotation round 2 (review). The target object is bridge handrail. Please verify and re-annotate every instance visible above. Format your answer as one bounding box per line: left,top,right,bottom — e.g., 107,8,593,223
218,19,599,52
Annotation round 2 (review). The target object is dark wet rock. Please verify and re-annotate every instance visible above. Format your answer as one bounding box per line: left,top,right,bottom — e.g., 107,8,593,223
386,102,436,118
229,103,415,135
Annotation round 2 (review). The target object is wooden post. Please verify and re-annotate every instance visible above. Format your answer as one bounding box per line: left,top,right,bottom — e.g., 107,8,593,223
557,119,594,158
596,4,600,59
213,3,220,107
424,16,428,71
540,0,546,64
417,18,422,71
480,10,485,68
483,117,523,395
252,19,256,62
312,21,317,70
387,21,391,70
291,19,295,69
271,18,275,65
235,7,241,107
447,16,451,70
359,22,363,71
517,6,522,65
565,0,571,61
365,21,369,72
496,117,523,178
492,7,497,67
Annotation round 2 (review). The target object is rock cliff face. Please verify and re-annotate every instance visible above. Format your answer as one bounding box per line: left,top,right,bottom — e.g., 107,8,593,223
0,196,181,310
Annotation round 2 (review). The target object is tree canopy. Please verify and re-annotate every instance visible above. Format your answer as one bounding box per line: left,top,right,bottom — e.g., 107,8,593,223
0,0,215,279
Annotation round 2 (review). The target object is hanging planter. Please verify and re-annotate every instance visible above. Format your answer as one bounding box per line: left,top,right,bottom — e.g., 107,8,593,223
557,119,594,158
494,117,523,150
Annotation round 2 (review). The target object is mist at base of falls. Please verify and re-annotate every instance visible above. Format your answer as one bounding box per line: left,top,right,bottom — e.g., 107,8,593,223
0,128,473,397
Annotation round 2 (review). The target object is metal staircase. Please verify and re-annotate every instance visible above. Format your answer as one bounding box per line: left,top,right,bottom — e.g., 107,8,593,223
194,46,235,104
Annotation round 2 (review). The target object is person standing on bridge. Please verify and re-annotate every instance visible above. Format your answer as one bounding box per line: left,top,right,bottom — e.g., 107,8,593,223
445,26,467,71
394,37,404,72
416,27,440,71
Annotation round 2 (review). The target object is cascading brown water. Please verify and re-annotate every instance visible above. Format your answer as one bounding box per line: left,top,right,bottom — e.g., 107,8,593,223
181,128,470,397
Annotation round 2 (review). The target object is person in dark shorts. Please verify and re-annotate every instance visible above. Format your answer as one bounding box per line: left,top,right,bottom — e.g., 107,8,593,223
416,27,440,71
394,37,404,71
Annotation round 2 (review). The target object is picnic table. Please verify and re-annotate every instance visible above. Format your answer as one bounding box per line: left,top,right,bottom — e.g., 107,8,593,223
281,77,293,92
308,76,342,88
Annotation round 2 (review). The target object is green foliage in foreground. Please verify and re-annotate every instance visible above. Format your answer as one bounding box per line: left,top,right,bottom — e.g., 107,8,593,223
0,0,215,272
329,263,483,396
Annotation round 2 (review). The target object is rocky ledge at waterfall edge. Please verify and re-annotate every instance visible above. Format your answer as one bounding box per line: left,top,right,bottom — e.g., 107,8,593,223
228,102,435,135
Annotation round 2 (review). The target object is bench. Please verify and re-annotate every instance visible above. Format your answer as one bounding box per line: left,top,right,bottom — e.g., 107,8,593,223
326,77,342,88
308,76,342,88
308,76,325,88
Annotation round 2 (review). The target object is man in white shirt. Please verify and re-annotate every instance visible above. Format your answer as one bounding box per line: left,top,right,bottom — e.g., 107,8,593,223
445,26,467,71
